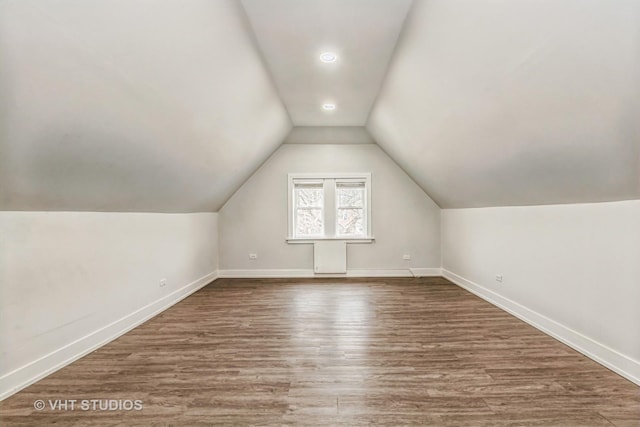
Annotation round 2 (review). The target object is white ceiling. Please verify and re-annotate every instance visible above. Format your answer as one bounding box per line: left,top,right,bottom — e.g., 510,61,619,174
368,0,640,208
241,0,412,126
0,0,291,212
1,0,638,212
284,127,374,145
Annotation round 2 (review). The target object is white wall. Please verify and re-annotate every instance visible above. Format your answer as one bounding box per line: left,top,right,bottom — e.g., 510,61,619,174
0,211,219,399
284,127,374,145
442,200,640,384
219,144,440,275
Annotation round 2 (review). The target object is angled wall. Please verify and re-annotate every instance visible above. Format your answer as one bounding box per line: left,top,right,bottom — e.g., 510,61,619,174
0,0,290,399
368,0,640,208
0,0,291,212
369,0,640,384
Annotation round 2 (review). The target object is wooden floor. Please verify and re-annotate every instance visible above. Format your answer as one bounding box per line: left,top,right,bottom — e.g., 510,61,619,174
1,277,638,426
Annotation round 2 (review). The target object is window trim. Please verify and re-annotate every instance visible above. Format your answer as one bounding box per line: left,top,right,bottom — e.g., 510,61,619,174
287,172,372,242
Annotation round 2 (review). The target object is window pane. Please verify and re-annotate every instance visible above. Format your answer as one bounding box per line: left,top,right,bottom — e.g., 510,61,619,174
336,184,364,208
296,208,324,236
295,185,323,208
337,208,364,236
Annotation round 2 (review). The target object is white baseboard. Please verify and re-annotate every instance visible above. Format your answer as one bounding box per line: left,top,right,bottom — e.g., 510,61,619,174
0,271,218,401
409,268,442,277
442,269,640,386
218,268,441,278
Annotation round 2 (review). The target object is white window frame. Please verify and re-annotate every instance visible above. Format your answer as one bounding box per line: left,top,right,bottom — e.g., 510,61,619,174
287,173,373,243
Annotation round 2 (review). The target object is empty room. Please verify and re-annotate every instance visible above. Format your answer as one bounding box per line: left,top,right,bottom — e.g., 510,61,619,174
1,0,639,425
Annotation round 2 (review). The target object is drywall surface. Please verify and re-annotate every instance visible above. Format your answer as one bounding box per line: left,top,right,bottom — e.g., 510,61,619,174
241,0,412,125
219,144,440,273
284,127,374,145
369,0,640,208
0,211,218,398
442,201,640,381
0,0,290,212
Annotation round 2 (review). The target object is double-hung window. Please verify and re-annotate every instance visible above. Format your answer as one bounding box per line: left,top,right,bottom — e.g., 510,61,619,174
288,173,372,242
292,180,325,238
335,180,366,237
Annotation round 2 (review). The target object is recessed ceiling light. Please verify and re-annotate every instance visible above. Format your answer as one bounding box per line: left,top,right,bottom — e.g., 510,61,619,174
322,103,336,111
319,52,338,63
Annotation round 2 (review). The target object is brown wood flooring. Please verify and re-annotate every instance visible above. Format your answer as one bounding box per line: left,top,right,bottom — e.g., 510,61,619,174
1,277,639,426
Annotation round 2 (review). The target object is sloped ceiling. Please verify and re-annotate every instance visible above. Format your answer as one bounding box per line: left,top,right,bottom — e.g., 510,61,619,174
0,0,291,212
368,0,640,208
284,127,374,145
2,0,638,213
241,0,412,126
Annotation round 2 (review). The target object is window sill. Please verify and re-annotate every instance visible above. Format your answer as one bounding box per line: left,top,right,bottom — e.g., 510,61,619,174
286,236,375,244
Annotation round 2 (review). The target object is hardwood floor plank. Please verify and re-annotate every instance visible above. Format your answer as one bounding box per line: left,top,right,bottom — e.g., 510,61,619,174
1,277,638,425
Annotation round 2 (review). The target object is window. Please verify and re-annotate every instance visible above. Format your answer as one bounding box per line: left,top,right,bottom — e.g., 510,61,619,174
293,181,324,237
336,181,366,237
288,173,372,241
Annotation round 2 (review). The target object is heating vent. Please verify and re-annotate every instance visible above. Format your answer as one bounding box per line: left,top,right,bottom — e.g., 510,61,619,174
314,241,346,273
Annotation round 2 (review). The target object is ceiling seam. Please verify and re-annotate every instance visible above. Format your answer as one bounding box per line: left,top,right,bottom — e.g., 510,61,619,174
363,0,417,130
236,0,294,132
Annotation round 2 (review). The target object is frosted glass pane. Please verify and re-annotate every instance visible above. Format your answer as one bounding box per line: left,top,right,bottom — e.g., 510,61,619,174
337,186,364,208
296,208,323,236
337,208,364,236
295,186,323,208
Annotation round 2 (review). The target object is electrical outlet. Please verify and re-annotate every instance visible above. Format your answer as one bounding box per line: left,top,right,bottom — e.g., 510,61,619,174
495,275,503,283
402,254,411,261
249,253,258,260
160,278,167,287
